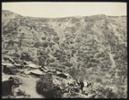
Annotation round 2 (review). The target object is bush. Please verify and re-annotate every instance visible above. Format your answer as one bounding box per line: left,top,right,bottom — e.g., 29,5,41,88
36,74,63,98
94,86,116,98
20,52,32,61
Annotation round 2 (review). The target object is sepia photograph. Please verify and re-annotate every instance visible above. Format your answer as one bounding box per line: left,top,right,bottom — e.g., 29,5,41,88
1,2,127,98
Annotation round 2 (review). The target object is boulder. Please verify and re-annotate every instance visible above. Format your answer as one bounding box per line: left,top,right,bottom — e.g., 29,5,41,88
29,69,45,77
24,61,41,69
24,69,44,76
2,63,18,75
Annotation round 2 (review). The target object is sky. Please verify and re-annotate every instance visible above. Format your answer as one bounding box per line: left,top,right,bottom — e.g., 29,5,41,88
2,2,127,18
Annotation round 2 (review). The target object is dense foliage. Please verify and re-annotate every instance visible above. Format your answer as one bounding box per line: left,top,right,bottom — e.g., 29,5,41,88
36,74,63,98
2,10,127,98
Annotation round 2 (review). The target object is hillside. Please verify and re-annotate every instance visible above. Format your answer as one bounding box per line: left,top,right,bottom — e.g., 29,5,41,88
2,10,127,98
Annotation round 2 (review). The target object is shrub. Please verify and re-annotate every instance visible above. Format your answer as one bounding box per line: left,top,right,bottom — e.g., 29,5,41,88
20,52,32,61
36,74,63,98
94,86,116,98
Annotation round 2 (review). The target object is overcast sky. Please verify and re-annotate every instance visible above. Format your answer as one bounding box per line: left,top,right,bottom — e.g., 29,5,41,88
2,2,127,18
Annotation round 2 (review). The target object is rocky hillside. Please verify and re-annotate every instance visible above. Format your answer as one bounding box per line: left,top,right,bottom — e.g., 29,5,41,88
2,10,127,98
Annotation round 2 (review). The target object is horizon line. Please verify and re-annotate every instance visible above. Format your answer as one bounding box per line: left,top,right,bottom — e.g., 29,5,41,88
2,9,127,19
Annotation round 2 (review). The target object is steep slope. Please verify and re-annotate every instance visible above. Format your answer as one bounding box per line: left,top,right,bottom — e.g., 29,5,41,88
2,10,127,98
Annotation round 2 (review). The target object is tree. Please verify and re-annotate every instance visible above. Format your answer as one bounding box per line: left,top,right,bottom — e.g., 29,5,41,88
36,74,63,98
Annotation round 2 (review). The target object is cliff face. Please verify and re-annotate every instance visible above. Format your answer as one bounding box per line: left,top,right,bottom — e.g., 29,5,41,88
2,10,127,98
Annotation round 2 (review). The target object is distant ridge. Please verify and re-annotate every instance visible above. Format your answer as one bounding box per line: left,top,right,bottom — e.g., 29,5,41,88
2,10,126,19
